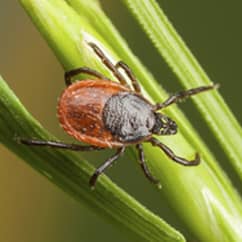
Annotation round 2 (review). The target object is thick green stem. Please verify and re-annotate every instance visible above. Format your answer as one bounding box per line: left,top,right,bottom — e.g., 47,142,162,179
122,0,242,180
0,73,184,242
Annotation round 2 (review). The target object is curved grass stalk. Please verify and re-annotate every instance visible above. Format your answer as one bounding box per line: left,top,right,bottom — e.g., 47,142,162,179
122,0,242,181
0,72,185,242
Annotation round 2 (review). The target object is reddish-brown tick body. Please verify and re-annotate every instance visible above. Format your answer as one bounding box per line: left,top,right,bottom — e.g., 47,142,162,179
58,79,130,148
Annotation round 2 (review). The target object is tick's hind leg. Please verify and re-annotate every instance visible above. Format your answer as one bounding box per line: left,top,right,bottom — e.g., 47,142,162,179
155,84,219,110
64,67,110,86
148,137,200,166
89,146,125,188
88,42,130,88
19,139,103,151
115,61,141,93
136,144,160,186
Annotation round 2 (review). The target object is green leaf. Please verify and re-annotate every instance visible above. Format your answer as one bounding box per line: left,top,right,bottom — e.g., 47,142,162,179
0,73,184,242
122,0,242,180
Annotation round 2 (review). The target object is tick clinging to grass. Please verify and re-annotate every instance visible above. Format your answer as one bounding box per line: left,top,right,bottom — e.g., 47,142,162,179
20,42,219,188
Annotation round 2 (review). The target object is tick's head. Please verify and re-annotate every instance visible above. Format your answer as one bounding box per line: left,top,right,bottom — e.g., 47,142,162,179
152,113,177,136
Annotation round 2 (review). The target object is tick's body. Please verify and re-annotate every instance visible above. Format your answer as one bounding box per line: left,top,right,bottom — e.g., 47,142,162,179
21,42,218,188
58,79,156,148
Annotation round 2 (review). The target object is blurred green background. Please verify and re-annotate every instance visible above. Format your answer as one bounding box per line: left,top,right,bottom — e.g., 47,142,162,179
0,1,241,242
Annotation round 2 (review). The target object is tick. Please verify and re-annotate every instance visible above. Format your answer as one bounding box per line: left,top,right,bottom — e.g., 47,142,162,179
20,42,218,188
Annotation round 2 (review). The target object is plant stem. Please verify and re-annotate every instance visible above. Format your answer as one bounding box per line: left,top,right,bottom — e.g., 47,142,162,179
122,0,242,180
0,74,184,242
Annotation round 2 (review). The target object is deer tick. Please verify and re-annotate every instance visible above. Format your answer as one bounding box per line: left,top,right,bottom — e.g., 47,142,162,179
20,42,218,187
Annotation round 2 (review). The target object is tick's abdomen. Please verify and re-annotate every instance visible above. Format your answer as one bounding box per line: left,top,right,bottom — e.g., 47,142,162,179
58,80,130,148
103,92,155,143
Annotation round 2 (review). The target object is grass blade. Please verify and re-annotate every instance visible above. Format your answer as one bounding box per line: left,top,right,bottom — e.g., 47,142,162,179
122,0,242,180
0,72,185,241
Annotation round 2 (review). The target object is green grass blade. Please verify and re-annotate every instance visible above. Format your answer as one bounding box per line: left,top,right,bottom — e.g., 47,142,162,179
0,73,185,242
16,0,242,241
122,0,242,180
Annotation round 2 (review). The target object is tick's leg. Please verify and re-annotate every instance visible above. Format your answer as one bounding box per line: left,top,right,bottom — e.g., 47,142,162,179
148,137,200,166
88,42,129,87
89,146,125,187
19,139,103,151
115,61,141,93
64,67,110,86
155,84,219,110
136,144,160,185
